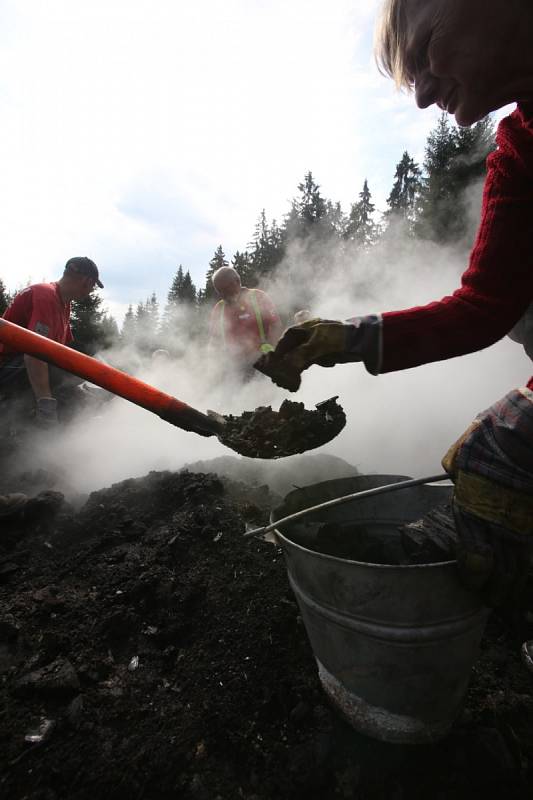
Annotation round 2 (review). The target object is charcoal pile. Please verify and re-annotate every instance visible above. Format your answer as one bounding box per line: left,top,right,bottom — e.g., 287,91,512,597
1,469,533,799
311,504,459,565
218,398,346,459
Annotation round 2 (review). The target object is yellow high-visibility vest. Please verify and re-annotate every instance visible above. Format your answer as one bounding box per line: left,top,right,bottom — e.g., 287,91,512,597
217,290,274,354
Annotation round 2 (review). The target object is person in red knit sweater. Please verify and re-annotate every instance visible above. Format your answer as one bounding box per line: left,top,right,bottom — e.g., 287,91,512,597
256,0,533,660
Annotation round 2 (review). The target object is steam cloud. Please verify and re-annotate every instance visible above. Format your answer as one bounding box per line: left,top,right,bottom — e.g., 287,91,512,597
18,181,531,501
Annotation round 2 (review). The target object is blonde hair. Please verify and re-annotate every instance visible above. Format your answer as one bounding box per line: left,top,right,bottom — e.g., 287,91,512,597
375,0,413,91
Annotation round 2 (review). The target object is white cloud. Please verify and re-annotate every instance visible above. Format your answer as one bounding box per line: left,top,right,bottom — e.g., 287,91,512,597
0,0,515,322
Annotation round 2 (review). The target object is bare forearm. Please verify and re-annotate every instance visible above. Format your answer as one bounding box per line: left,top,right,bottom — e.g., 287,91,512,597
24,355,52,399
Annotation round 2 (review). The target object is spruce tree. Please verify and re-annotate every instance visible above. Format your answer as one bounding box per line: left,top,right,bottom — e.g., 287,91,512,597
70,292,104,355
248,210,285,281
167,265,185,306
121,304,136,344
285,172,328,240
99,314,120,350
232,251,255,286
324,200,346,239
203,245,229,303
131,294,160,353
386,151,422,226
181,270,197,304
416,113,495,243
452,116,496,195
345,180,377,248
162,265,197,340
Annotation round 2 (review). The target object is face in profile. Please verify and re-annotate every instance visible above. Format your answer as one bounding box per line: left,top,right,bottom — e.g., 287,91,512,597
403,0,522,126
72,275,97,300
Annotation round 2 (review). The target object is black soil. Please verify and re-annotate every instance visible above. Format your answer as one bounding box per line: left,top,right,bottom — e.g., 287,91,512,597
219,398,347,459
1,469,533,800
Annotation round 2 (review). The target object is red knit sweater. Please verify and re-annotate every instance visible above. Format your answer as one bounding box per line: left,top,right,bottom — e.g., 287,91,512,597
381,104,533,392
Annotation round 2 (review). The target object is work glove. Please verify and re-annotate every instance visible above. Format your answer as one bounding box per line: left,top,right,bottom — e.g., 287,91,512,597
254,318,364,391
35,397,58,428
442,413,533,608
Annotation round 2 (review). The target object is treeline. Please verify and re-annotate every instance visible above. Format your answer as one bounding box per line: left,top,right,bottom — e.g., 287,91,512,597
1,114,495,355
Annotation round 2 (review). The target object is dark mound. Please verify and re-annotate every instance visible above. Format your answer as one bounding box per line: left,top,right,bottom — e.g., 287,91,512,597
219,398,346,459
1,470,533,799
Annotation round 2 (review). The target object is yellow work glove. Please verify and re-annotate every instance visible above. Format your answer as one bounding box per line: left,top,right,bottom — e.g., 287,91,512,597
254,318,358,391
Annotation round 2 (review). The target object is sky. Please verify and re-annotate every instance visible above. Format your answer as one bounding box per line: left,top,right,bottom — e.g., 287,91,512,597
0,0,512,325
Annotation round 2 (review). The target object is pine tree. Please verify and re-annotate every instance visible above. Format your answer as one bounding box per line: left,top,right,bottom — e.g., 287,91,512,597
203,245,229,303
181,270,196,304
99,314,120,350
70,292,105,355
134,300,148,351
345,179,377,247
232,250,255,286
147,292,160,330
248,210,285,281
284,172,328,240
0,278,10,315
167,265,185,306
386,151,422,225
416,113,495,243
139,293,160,351
416,114,460,242
324,200,346,239
452,116,496,193
121,304,136,344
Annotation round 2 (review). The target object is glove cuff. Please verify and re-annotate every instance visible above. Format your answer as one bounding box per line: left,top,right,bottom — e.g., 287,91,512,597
345,314,383,374
37,397,57,410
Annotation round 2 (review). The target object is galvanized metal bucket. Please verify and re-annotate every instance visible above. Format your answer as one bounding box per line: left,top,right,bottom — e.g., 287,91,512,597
271,474,489,744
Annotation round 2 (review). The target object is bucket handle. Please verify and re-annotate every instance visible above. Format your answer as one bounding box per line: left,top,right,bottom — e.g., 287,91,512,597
243,473,449,539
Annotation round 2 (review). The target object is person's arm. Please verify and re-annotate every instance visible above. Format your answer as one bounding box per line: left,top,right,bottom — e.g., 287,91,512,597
23,355,58,424
24,355,52,399
257,291,283,345
256,109,533,391
269,317,283,346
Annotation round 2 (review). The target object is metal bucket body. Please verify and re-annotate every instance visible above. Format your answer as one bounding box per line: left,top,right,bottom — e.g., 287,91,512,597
272,475,488,744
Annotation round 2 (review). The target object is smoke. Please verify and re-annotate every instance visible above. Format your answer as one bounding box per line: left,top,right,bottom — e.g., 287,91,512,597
17,186,531,501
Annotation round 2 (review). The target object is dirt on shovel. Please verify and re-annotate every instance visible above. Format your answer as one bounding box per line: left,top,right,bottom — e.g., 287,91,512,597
215,397,346,459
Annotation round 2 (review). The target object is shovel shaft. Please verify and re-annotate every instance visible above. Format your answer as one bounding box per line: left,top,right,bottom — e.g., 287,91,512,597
0,319,220,436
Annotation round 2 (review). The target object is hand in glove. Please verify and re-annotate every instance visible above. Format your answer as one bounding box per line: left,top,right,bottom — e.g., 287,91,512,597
254,318,367,391
35,397,58,427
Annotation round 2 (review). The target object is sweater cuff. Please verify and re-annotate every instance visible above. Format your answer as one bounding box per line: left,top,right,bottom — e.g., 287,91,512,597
345,314,383,375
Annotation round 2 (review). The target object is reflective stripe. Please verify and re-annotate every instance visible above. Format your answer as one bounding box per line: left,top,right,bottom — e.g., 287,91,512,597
217,290,271,352
249,290,268,345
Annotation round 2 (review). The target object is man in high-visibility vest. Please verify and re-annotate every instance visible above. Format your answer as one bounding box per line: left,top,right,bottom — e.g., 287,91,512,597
208,267,282,377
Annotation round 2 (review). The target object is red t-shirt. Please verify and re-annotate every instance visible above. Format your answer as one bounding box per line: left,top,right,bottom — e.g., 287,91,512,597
0,282,73,361
209,288,280,363
381,104,533,392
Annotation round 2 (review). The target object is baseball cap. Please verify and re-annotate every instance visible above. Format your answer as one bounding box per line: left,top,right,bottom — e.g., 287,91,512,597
64,256,104,288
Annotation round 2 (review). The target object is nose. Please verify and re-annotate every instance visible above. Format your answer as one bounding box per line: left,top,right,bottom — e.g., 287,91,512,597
414,69,440,109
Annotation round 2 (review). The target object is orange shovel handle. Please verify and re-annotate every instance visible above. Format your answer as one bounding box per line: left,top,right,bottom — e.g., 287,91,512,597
0,319,220,437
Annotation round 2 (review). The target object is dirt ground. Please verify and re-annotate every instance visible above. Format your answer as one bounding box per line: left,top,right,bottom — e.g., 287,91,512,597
1,466,533,799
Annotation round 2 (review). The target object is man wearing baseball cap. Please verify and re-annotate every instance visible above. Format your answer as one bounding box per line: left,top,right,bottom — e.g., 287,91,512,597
0,257,103,427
